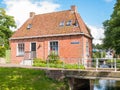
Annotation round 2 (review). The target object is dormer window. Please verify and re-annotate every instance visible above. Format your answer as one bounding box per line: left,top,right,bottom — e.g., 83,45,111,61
74,20,78,27
27,24,32,29
66,20,72,26
59,21,64,27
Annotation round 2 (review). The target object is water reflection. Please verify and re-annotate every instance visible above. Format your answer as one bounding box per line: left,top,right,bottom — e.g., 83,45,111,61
93,79,120,90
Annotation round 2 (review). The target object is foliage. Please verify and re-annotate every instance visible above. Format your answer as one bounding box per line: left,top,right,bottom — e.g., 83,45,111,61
92,52,106,58
93,44,104,50
33,58,46,67
92,44,106,58
0,8,16,49
33,58,85,69
0,67,67,90
0,46,6,57
47,52,60,63
64,64,85,69
103,0,120,54
5,50,11,63
93,52,101,58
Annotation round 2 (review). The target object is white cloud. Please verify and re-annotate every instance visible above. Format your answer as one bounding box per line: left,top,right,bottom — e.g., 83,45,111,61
3,0,104,45
3,0,60,30
104,0,113,3
88,25,105,45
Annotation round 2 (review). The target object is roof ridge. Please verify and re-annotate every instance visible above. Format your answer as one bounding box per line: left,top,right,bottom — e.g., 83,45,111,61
35,10,71,16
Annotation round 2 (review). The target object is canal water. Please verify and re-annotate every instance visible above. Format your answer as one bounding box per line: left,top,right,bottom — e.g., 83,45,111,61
92,80,120,90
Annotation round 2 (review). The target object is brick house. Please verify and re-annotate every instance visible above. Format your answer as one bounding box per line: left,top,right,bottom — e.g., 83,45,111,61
10,5,92,65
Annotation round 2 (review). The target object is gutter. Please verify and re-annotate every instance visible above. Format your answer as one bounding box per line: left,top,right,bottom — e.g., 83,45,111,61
9,32,91,40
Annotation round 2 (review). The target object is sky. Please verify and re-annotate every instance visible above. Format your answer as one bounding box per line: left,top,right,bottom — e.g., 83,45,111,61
0,0,116,44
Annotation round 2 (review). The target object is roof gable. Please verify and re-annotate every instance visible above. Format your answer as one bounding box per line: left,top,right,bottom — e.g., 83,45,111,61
11,6,92,39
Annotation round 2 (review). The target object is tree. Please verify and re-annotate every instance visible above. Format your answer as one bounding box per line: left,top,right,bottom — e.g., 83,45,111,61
92,44,105,58
0,8,16,49
103,0,120,55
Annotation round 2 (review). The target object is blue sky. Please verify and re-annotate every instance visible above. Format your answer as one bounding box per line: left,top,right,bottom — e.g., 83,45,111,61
0,0,116,44
56,0,116,27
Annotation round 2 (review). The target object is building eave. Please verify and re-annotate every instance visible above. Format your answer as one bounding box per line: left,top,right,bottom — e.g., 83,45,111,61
9,32,92,40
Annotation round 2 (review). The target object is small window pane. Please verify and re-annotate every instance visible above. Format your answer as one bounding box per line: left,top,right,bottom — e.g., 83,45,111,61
74,20,78,27
18,43,24,56
27,24,32,29
59,21,64,27
31,43,36,51
49,41,58,55
66,20,72,26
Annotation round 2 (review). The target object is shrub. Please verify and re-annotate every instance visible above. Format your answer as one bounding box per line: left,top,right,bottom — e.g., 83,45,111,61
33,58,46,67
47,52,60,63
0,46,6,57
33,58,46,63
64,64,85,69
33,58,85,70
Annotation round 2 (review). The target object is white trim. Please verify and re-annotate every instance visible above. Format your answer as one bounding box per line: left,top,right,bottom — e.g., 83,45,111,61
30,42,36,51
16,42,25,56
30,42,37,58
48,40,59,55
10,33,86,40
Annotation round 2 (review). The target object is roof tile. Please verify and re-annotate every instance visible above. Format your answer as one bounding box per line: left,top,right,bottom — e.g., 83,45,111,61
11,9,92,38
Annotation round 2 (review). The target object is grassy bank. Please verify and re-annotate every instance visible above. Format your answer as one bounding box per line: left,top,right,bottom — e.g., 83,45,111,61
0,67,67,90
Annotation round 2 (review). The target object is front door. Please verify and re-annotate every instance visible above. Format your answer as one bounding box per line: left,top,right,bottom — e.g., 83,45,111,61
31,42,36,59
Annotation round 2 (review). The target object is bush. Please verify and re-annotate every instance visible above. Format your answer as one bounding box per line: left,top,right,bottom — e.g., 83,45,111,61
47,52,60,63
0,46,6,57
33,58,46,67
33,58,85,69
64,64,85,69
33,58,46,63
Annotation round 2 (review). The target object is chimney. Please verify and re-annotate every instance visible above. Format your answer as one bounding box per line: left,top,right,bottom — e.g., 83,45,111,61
30,12,35,18
71,5,77,12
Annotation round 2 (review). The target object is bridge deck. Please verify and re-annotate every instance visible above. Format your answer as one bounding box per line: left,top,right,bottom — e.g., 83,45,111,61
0,64,120,80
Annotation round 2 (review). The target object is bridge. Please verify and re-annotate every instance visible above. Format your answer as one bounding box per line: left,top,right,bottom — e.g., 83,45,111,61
46,68,120,90
0,64,120,90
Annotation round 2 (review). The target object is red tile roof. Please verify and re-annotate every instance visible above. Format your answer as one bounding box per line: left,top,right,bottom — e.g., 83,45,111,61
11,6,92,39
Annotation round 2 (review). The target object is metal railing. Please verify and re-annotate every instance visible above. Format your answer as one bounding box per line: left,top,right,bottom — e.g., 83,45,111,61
21,51,36,65
59,58,120,71
23,56,120,71
24,51,36,60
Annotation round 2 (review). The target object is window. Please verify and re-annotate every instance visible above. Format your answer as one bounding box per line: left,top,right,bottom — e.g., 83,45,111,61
74,20,78,27
31,43,36,51
66,20,72,26
59,21,64,27
27,24,32,29
17,43,24,56
49,41,58,55
86,41,89,57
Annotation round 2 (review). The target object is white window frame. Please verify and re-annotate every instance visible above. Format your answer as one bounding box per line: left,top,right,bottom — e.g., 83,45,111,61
27,24,32,29
48,40,59,55
30,42,37,58
59,21,64,27
17,43,25,56
74,20,78,27
30,42,36,51
66,20,72,26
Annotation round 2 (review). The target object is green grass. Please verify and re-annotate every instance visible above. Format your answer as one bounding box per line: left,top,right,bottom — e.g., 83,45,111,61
0,67,67,90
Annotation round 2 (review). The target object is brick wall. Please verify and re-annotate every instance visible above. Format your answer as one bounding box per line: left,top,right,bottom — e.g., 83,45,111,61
10,35,92,64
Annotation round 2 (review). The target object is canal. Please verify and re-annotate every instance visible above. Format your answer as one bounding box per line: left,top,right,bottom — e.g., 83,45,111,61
92,80,120,90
